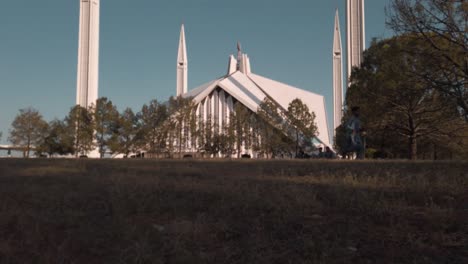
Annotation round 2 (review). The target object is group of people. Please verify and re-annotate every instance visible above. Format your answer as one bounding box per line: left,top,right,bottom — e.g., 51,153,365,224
296,146,336,159
314,146,336,159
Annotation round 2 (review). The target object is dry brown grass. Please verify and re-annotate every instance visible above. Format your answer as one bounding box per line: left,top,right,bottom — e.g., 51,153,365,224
0,159,467,263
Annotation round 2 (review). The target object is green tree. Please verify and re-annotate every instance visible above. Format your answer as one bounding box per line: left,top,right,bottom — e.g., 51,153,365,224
36,119,74,157
66,105,95,157
201,117,214,157
257,98,288,158
346,36,466,159
232,103,251,158
388,0,468,121
9,107,48,158
138,100,168,156
188,108,199,152
286,98,317,157
219,122,236,157
168,96,196,157
108,108,140,157
334,120,349,157
204,131,221,157
94,97,119,158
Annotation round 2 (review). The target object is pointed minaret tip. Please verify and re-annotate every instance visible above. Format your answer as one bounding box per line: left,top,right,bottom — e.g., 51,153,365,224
177,24,188,96
177,24,187,63
333,9,342,55
335,8,340,26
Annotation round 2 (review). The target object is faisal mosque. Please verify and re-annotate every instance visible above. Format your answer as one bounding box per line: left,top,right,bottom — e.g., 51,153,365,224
75,0,365,158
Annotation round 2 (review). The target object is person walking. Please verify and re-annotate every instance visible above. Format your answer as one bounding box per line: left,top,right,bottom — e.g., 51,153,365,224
345,106,365,159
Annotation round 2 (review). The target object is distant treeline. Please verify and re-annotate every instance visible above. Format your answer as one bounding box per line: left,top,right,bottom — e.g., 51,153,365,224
6,96,318,159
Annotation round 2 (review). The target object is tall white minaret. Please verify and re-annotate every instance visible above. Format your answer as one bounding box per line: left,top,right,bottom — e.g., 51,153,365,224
346,0,365,86
76,0,100,108
333,9,344,131
177,24,188,96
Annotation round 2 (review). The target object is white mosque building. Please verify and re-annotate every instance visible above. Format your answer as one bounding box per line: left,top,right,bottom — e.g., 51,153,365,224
176,26,331,155
73,0,365,158
173,1,366,156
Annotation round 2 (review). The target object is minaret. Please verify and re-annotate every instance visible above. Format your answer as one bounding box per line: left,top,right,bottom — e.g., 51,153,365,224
333,9,344,131
235,43,251,75
346,0,365,85
245,55,251,75
76,0,100,108
227,55,237,75
239,54,251,75
177,24,188,96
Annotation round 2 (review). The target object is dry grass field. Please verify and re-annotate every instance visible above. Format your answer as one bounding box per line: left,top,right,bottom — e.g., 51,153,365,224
0,159,467,264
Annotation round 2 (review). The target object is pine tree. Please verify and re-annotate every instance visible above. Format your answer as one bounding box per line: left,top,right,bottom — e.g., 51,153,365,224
286,99,317,157
66,105,95,157
108,108,140,157
138,99,168,156
94,97,119,158
9,107,48,158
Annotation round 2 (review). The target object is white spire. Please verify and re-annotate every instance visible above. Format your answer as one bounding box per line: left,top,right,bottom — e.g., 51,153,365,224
76,0,101,158
346,0,365,86
227,55,237,75
239,54,247,73
177,24,188,96
76,0,100,108
239,54,251,75
235,42,252,75
245,55,251,75
333,9,344,133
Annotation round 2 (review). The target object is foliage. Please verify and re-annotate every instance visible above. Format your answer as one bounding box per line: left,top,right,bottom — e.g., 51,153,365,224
93,98,120,158
108,108,140,157
346,36,467,159
138,99,168,155
8,107,48,157
232,103,251,158
198,117,215,157
334,122,347,156
36,119,74,157
0,96,349,160
387,0,468,121
168,96,197,155
218,127,236,157
286,98,317,157
66,105,95,157
257,98,293,158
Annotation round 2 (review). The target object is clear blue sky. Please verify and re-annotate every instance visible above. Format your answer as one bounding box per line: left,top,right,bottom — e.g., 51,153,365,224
0,0,392,144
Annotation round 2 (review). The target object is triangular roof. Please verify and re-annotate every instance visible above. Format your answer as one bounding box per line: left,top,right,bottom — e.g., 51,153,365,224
249,74,330,146
185,71,267,113
184,71,331,146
